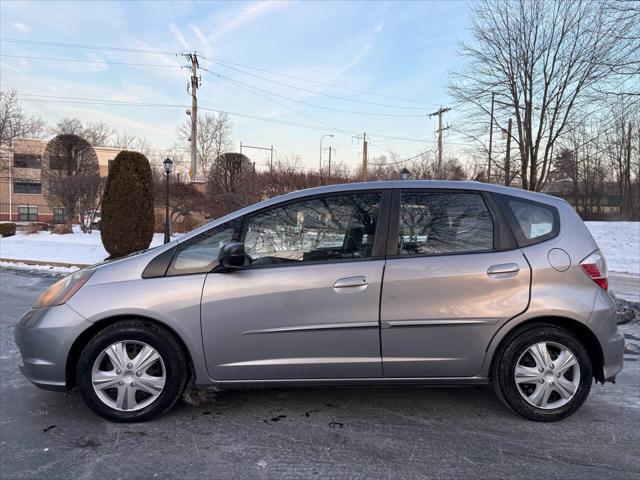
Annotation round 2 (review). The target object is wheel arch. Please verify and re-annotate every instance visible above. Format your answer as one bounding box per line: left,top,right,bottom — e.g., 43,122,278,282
65,314,195,389
487,316,605,383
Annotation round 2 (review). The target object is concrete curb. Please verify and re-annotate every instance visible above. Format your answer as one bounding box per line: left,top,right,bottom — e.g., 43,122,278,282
0,258,91,269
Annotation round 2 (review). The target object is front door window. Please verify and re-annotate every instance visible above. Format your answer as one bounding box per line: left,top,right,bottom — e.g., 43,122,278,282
243,193,382,266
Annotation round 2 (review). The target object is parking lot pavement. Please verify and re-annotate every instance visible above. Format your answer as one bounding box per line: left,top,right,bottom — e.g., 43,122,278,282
1,269,638,480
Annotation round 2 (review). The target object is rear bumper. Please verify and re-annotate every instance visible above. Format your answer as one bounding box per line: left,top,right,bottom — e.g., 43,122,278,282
591,289,624,382
601,330,625,381
14,304,92,391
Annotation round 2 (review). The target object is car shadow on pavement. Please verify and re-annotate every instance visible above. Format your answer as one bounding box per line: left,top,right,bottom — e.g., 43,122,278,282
173,384,514,425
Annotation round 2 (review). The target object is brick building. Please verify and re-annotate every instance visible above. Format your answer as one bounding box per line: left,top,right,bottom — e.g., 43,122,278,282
0,138,122,222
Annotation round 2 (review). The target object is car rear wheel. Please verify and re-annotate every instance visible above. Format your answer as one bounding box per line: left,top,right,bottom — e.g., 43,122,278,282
493,325,592,422
77,320,188,422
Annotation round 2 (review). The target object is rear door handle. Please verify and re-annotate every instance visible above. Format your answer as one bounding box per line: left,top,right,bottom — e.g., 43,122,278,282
333,276,368,292
487,263,520,278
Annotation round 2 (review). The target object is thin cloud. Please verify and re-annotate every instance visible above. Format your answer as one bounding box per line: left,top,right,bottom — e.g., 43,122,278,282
170,23,190,50
12,21,32,34
329,20,386,83
190,25,212,56
206,1,289,42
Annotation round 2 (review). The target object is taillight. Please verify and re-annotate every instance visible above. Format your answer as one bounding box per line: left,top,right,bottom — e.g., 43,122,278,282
580,250,608,290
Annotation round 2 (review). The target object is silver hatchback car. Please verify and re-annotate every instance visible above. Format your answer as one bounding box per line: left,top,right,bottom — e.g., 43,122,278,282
15,181,624,422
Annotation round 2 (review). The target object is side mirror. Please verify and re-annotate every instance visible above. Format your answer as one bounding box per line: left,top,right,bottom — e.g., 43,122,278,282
217,242,248,270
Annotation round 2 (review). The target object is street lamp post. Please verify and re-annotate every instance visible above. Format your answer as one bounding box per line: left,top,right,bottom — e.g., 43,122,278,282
400,167,411,180
163,157,173,244
319,134,334,184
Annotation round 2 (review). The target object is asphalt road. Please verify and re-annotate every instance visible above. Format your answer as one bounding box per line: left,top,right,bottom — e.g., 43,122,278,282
609,273,640,303
1,269,639,480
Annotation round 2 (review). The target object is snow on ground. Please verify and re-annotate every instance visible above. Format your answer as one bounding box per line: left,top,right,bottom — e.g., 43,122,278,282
586,222,640,276
0,261,79,275
0,226,175,266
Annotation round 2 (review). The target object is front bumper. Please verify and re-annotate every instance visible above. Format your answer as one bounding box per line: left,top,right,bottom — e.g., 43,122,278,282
14,304,92,391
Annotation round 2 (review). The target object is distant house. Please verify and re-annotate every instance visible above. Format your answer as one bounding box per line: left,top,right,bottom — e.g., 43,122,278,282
0,138,122,223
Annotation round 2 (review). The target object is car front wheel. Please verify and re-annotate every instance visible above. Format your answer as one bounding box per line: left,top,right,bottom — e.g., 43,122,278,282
77,320,188,422
493,325,593,422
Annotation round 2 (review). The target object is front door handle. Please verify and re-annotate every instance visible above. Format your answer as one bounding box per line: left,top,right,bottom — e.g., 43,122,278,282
333,276,368,292
487,263,520,278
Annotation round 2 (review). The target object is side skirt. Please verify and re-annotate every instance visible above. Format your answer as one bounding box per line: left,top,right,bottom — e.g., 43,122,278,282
197,376,490,389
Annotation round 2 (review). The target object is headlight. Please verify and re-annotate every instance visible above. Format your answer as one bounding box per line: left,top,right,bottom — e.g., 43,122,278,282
34,269,95,309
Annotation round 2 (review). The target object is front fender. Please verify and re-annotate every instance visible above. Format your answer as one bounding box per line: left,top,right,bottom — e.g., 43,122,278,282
67,275,212,385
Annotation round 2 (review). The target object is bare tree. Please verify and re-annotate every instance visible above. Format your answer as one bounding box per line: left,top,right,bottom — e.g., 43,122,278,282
76,176,105,233
42,134,100,230
208,152,251,193
596,0,640,98
259,155,314,197
51,118,117,147
178,112,233,180
449,0,638,191
83,121,114,147
111,131,141,150
51,117,84,136
0,89,45,147
601,99,639,218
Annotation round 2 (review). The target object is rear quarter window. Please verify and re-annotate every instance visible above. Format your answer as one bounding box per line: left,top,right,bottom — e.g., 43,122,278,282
494,194,560,247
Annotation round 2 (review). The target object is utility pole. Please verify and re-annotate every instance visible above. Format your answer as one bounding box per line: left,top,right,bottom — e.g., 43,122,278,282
504,118,512,187
319,134,334,184
488,92,495,183
429,107,451,179
252,161,256,194
183,52,200,182
362,132,368,181
325,146,334,183
270,145,274,173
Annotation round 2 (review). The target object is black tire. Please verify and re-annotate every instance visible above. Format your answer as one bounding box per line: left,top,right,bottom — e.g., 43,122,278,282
77,320,188,423
492,324,592,422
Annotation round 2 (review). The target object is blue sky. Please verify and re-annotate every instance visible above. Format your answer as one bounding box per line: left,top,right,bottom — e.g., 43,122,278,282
0,0,474,173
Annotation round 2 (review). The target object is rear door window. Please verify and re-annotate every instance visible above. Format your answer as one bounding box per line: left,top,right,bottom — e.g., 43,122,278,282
397,192,494,256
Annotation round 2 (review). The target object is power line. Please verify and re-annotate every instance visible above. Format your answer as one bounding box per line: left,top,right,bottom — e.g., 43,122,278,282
201,56,431,110
211,57,432,106
370,150,431,167
16,93,432,143
201,66,426,118
18,93,186,107
2,37,434,107
0,37,175,55
2,53,431,121
202,66,336,131
368,119,430,134
0,53,181,68
15,93,355,134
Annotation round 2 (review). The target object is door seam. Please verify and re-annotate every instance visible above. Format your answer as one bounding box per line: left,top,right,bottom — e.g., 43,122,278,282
378,263,386,377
